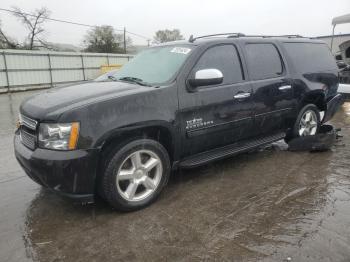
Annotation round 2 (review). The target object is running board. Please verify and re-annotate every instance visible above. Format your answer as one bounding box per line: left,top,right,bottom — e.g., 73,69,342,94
179,132,285,168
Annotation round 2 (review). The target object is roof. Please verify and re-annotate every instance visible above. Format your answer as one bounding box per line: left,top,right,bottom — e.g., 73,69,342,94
332,14,350,26
155,34,322,47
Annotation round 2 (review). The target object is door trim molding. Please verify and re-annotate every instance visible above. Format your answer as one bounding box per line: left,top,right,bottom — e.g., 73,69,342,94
255,107,292,117
186,116,252,137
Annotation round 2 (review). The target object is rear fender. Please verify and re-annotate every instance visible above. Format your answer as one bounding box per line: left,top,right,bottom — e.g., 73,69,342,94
322,94,343,123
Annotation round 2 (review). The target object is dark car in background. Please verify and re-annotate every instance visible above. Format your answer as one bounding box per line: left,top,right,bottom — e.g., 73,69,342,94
14,33,342,211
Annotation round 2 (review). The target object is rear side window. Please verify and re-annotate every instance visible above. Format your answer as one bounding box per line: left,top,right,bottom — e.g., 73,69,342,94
192,45,243,85
245,43,283,80
283,43,337,73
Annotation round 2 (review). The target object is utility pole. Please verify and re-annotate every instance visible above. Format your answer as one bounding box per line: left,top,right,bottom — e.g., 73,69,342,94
147,39,150,46
123,27,126,54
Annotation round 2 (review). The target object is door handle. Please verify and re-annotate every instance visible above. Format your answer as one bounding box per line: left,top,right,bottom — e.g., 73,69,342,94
233,92,251,99
278,85,292,91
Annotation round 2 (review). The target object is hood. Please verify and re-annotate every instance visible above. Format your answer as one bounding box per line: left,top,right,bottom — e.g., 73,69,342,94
20,81,147,121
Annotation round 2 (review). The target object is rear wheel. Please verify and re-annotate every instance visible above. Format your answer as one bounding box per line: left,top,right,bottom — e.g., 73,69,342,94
285,104,320,143
298,109,318,136
100,139,170,211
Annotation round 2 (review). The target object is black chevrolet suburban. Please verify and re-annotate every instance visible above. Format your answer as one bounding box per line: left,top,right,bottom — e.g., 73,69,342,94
15,33,342,211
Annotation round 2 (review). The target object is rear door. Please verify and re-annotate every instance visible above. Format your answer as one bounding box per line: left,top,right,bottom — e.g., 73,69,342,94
243,42,296,135
178,44,255,157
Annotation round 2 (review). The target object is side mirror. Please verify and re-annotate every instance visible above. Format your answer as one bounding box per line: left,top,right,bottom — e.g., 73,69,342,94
188,69,223,90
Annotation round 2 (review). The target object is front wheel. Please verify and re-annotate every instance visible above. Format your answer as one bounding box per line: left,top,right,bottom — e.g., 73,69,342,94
101,139,171,211
285,104,320,143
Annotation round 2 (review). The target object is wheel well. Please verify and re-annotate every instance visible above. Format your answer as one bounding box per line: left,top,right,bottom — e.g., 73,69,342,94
301,92,326,111
98,126,174,172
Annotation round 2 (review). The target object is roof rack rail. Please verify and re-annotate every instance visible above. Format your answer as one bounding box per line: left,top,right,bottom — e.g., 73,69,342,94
188,33,306,42
188,33,245,42
242,34,305,38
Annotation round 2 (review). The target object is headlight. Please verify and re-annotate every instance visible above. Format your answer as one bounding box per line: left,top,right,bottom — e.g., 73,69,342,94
38,122,80,150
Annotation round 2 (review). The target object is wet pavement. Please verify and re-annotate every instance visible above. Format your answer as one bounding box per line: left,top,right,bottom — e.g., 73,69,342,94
1,90,350,262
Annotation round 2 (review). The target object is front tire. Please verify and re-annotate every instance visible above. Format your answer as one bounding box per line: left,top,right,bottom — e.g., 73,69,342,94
101,139,170,211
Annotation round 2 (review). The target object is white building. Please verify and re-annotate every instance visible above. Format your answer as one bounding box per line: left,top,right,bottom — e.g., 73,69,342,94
315,14,350,64
315,34,350,55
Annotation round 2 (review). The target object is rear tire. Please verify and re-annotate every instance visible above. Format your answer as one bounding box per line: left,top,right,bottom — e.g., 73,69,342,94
285,104,320,143
100,139,170,211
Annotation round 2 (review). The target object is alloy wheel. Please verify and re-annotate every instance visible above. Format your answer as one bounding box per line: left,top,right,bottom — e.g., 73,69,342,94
299,110,318,136
116,150,163,202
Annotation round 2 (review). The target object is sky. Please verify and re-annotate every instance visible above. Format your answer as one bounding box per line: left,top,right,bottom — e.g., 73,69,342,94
0,0,349,47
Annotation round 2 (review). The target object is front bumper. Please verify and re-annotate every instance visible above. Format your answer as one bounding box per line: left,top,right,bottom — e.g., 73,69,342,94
322,94,344,123
14,132,99,203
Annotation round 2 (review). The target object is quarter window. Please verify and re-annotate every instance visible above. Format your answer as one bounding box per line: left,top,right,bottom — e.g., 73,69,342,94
245,43,283,80
192,45,243,85
284,42,338,72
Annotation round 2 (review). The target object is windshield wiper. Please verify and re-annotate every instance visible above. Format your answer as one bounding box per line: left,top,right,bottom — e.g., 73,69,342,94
118,76,152,87
107,75,119,81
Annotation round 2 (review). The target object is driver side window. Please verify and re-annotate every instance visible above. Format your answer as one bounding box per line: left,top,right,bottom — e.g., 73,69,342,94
192,45,244,86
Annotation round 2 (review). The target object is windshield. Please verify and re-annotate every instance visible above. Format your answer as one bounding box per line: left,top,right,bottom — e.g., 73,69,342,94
108,45,193,85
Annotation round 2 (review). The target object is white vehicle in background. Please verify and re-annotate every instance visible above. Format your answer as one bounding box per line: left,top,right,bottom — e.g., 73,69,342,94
331,13,350,97
338,82,350,98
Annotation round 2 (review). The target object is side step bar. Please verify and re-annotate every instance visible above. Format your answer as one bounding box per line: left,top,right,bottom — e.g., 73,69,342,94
179,132,285,168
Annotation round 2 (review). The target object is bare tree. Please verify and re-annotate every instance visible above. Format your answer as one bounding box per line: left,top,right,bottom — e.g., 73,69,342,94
11,6,51,50
154,29,184,43
0,20,18,49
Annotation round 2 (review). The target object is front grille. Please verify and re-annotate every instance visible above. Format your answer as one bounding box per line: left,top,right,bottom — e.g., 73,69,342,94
20,129,36,150
19,114,38,150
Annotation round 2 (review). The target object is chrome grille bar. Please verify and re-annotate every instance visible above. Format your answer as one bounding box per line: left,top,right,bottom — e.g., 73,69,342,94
19,114,38,130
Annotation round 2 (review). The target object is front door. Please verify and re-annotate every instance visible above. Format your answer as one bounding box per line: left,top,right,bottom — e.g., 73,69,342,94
178,44,255,157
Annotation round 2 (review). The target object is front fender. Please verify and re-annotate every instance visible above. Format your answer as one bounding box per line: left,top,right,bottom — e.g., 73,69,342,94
95,120,177,149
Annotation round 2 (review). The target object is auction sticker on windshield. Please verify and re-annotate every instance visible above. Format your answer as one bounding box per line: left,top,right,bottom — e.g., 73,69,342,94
171,47,191,55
